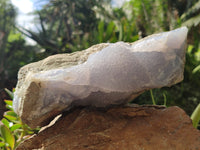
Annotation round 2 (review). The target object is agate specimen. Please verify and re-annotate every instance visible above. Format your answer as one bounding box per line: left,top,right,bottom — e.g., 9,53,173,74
13,27,188,128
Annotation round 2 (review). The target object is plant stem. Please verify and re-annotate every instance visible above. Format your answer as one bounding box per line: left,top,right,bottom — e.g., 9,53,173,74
191,103,200,128
150,90,156,105
163,93,167,106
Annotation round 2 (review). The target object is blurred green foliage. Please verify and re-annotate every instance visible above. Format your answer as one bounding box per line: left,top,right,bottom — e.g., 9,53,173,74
0,0,16,85
5,32,36,79
0,89,39,149
0,0,37,87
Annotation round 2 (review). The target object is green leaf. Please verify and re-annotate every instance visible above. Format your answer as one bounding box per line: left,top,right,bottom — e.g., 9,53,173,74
8,32,22,42
0,136,5,142
181,1,200,21
182,14,200,27
131,35,139,42
105,21,115,40
187,45,194,54
4,111,17,118
10,124,22,132
192,65,200,74
98,21,104,43
150,90,156,105
0,125,15,149
4,100,13,106
163,93,167,106
0,142,5,147
1,119,10,128
118,24,123,41
4,100,14,111
4,88,14,100
5,105,14,111
191,103,200,128
4,115,17,122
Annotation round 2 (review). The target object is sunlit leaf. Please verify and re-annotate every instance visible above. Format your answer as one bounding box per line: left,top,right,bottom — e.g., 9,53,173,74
4,115,17,122
4,111,17,118
1,119,10,128
12,88,15,93
191,103,200,128
0,136,5,142
26,130,34,135
192,65,200,74
0,125,15,149
0,142,5,147
10,124,22,132
4,88,14,99
4,100,12,106
181,1,200,21
8,32,22,42
6,106,14,112
187,45,194,54
182,14,200,27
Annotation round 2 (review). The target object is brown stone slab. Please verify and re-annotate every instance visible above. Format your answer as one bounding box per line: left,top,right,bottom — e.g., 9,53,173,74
16,105,200,150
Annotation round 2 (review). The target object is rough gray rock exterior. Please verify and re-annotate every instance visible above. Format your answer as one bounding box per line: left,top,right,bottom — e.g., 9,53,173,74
13,27,188,128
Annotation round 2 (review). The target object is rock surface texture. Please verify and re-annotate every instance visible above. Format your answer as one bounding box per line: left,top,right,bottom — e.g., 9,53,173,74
16,105,200,150
13,27,188,128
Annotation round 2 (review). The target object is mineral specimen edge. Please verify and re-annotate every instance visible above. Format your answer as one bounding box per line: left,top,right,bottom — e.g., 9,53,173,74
13,27,188,128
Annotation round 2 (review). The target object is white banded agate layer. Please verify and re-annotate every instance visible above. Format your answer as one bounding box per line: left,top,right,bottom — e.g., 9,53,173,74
13,27,188,128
